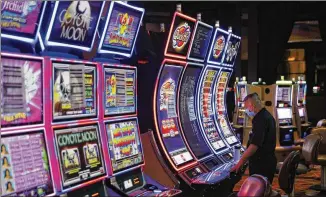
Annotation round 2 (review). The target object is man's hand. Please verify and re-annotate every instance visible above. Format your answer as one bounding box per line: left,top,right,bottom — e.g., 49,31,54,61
231,158,245,173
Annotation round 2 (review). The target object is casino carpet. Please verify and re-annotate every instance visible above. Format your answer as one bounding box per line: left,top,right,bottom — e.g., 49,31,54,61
233,166,321,196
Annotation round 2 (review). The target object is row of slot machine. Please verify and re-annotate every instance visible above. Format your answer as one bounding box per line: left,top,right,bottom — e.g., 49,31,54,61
137,6,244,196
1,1,181,197
232,76,311,159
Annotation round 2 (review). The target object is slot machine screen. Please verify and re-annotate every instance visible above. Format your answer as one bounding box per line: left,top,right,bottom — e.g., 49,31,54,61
298,84,306,104
1,130,54,196
299,108,305,117
1,0,45,43
106,119,144,174
188,22,213,62
179,64,212,159
199,68,227,151
277,87,291,102
237,85,247,102
165,12,196,58
222,34,241,67
52,61,97,121
54,124,106,189
104,65,136,116
207,28,230,65
45,1,104,51
99,1,144,57
1,55,43,128
277,108,292,119
156,64,194,166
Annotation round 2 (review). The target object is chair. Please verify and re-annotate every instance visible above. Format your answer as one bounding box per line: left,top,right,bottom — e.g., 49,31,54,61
317,119,326,127
237,174,272,197
307,128,326,192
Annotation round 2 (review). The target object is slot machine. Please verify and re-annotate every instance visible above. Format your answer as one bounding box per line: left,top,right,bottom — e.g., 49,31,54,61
293,76,311,138
232,77,263,146
97,2,181,196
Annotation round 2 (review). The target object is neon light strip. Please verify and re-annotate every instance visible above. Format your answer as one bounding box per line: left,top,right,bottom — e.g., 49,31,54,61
183,62,215,162
44,2,105,52
207,27,230,66
187,21,213,63
1,128,57,196
103,117,145,176
2,2,47,44
221,33,241,68
98,1,145,57
164,12,197,60
153,58,197,172
0,53,46,132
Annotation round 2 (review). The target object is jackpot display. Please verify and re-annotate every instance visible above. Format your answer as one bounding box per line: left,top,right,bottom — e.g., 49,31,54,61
1,131,53,196
52,61,97,121
188,22,213,61
277,87,292,102
165,12,196,58
54,125,105,189
179,64,212,159
106,120,143,173
104,66,136,116
208,29,229,65
156,64,194,166
45,1,103,50
1,0,45,42
199,68,226,151
1,56,43,128
223,34,241,67
99,1,144,56
215,71,238,145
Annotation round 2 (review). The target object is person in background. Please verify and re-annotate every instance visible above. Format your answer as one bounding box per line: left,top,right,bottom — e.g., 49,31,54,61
231,93,277,184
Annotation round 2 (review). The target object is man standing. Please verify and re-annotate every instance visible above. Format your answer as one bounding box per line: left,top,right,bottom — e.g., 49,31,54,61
231,93,277,184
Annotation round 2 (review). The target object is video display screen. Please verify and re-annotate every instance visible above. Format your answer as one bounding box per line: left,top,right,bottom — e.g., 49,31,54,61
1,56,43,128
179,64,212,159
237,85,247,102
199,68,226,151
46,1,103,50
54,124,106,189
104,66,136,116
100,1,143,55
277,108,292,119
208,28,229,64
299,108,305,117
52,61,97,121
1,131,53,197
223,34,241,66
106,119,143,173
156,64,194,166
1,0,44,40
188,22,213,61
166,13,196,57
277,87,291,102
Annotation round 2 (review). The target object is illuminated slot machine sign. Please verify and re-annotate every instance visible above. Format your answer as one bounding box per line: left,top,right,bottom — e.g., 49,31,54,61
187,21,213,62
277,86,292,107
53,124,106,190
297,84,306,106
164,12,196,60
1,0,46,43
103,65,136,117
98,1,144,57
207,28,230,65
44,1,104,51
198,67,227,153
214,70,238,145
1,130,54,196
51,60,97,122
179,63,213,160
1,53,44,130
222,34,241,67
105,119,144,174
155,60,195,170
236,84,247,125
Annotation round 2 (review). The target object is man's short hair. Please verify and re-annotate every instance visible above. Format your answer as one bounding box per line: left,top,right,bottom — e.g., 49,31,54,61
243,93,260,102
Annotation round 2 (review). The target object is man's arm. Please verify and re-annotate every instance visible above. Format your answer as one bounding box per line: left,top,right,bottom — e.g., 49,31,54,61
240,144,258,163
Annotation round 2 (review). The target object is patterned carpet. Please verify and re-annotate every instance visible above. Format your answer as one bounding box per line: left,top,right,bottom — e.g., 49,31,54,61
234,166,321,196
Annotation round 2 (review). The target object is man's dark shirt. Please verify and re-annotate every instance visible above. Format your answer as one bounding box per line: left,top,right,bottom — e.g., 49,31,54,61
247,108,276,161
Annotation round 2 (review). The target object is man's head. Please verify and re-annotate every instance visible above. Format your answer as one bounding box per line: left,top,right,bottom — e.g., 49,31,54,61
243,93,263,116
